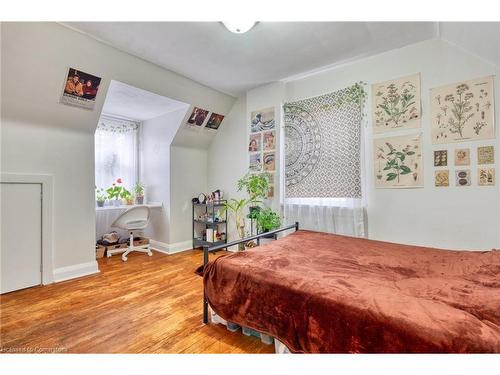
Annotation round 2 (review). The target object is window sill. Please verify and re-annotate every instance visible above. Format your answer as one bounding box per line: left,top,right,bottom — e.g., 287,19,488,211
96,202,163,211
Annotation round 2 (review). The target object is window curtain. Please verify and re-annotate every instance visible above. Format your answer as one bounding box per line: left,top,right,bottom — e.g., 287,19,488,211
282,87,366,237
94,115,139,191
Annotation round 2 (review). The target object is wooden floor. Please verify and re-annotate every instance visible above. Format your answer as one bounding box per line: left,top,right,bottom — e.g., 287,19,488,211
0,250,274,353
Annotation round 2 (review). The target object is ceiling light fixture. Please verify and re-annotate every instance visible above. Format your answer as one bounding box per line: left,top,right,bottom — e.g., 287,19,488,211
222,21,256,34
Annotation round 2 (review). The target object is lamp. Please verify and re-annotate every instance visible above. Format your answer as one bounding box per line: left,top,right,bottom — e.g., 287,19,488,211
222,21,256,34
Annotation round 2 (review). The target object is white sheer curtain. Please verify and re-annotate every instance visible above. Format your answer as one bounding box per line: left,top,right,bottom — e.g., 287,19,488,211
94,116,139,191
283,198,365,237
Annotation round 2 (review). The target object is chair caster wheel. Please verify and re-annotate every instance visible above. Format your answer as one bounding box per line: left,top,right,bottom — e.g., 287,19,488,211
107,253,112,258
122,256,128,262
148,252,153,257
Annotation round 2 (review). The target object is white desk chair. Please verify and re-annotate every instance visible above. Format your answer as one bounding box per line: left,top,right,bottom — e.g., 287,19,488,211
108,206,152,261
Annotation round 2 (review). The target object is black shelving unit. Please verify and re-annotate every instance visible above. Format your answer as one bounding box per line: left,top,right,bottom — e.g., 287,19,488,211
192,200,228,249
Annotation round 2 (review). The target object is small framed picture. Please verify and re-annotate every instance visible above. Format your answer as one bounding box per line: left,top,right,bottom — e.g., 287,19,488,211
187,107,209,126
263,130,276,151
433,150,447,167
434,170,449,187
60,67,102,110
478,167,495,186
205,113,225,130
263,151,275,171
267,184,274,199
454,148,470,166
248,134,261,152
455,169,471,187
249,152,262,172
478,146,494,165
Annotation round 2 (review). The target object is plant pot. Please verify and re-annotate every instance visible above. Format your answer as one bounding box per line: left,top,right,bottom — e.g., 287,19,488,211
238,243,245,251
125,199,134,205
135,196,144,205
248,205,261,215
112,199,121,207
96,200,105,208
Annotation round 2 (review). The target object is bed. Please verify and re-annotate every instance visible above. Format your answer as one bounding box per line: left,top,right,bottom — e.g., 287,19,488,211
203,228,500,353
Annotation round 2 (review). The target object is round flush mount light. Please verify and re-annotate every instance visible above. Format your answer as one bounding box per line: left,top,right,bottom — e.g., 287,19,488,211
222,21,257,34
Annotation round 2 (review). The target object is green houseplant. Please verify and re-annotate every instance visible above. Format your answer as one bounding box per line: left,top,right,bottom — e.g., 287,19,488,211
256,207,281,233
222,198,248,250
223,172,276,250
106,178,125,206
134,182,145,204
237,172,271,203
95,187,107,207
121,188,134,205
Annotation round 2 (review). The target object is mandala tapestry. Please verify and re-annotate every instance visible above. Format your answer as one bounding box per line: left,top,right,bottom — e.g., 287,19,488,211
283,88,362,198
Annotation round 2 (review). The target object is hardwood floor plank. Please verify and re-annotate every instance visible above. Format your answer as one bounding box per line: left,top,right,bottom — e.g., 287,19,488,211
0,250,274,354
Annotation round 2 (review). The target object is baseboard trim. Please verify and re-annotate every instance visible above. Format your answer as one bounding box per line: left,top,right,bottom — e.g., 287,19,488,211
53,261,100,283
150,240,192,255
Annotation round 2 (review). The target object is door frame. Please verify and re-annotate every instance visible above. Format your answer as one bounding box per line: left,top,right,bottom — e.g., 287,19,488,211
1,173,54,284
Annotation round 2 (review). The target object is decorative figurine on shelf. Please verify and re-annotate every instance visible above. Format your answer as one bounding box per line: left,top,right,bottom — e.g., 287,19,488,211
198,193,206,204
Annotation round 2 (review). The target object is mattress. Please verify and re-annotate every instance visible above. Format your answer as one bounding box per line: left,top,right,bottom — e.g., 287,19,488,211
203,230,500,353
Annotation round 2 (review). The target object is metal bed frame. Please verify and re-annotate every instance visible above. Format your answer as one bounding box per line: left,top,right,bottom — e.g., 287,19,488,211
202,222,300,323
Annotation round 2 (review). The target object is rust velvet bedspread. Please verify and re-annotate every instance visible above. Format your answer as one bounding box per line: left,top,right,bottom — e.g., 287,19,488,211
203,230,500,353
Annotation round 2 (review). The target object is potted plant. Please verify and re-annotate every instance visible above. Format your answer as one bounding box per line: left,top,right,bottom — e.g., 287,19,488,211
95,187,107,207
256,207,281,236
134,182,145,204
237,172,270,216
222,198,249,251
121,188,134,205
237,172,270,202
106,178,124,206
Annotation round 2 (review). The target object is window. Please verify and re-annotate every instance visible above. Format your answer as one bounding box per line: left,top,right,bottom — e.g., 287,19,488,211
282,86,365,237
94,115,140,191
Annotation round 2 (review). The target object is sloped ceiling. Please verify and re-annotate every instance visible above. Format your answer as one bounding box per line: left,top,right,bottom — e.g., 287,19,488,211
439,22,500,68
103,80,189,120
64,22,437,97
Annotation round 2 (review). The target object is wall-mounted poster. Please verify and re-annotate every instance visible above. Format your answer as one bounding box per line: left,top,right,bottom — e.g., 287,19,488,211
434,170,449,187
60,67,102,110
186,107,209,126
249,152,262,172
372,73,421,133
478,167,495,186
248,134,261,152
478,145,495,164
434,150,448,167
430,76,495,144
251,107,275,133
374,133,423,188
267,184,275,199
205,113,225,130
455,170,471,187
263,130,276,151
454,148,470,166
263,152,275,171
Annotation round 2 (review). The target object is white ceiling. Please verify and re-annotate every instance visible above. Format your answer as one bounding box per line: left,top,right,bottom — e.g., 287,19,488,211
439,22,500,68
65,22,437,97
102,80,188,120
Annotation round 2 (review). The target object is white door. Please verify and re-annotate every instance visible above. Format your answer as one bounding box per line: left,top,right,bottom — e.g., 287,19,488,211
1,183,42,294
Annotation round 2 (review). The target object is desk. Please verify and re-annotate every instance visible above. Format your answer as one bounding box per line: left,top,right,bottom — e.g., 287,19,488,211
96,203,162,241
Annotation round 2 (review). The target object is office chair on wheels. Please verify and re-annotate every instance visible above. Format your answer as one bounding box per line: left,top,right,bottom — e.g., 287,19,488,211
108,206,152,261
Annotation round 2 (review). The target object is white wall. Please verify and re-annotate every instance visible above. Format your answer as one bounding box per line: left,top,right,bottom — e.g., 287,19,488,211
1,22,235,275
207,96,248,241
210,38,500,251
169,146,208,245
141,107,189,245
